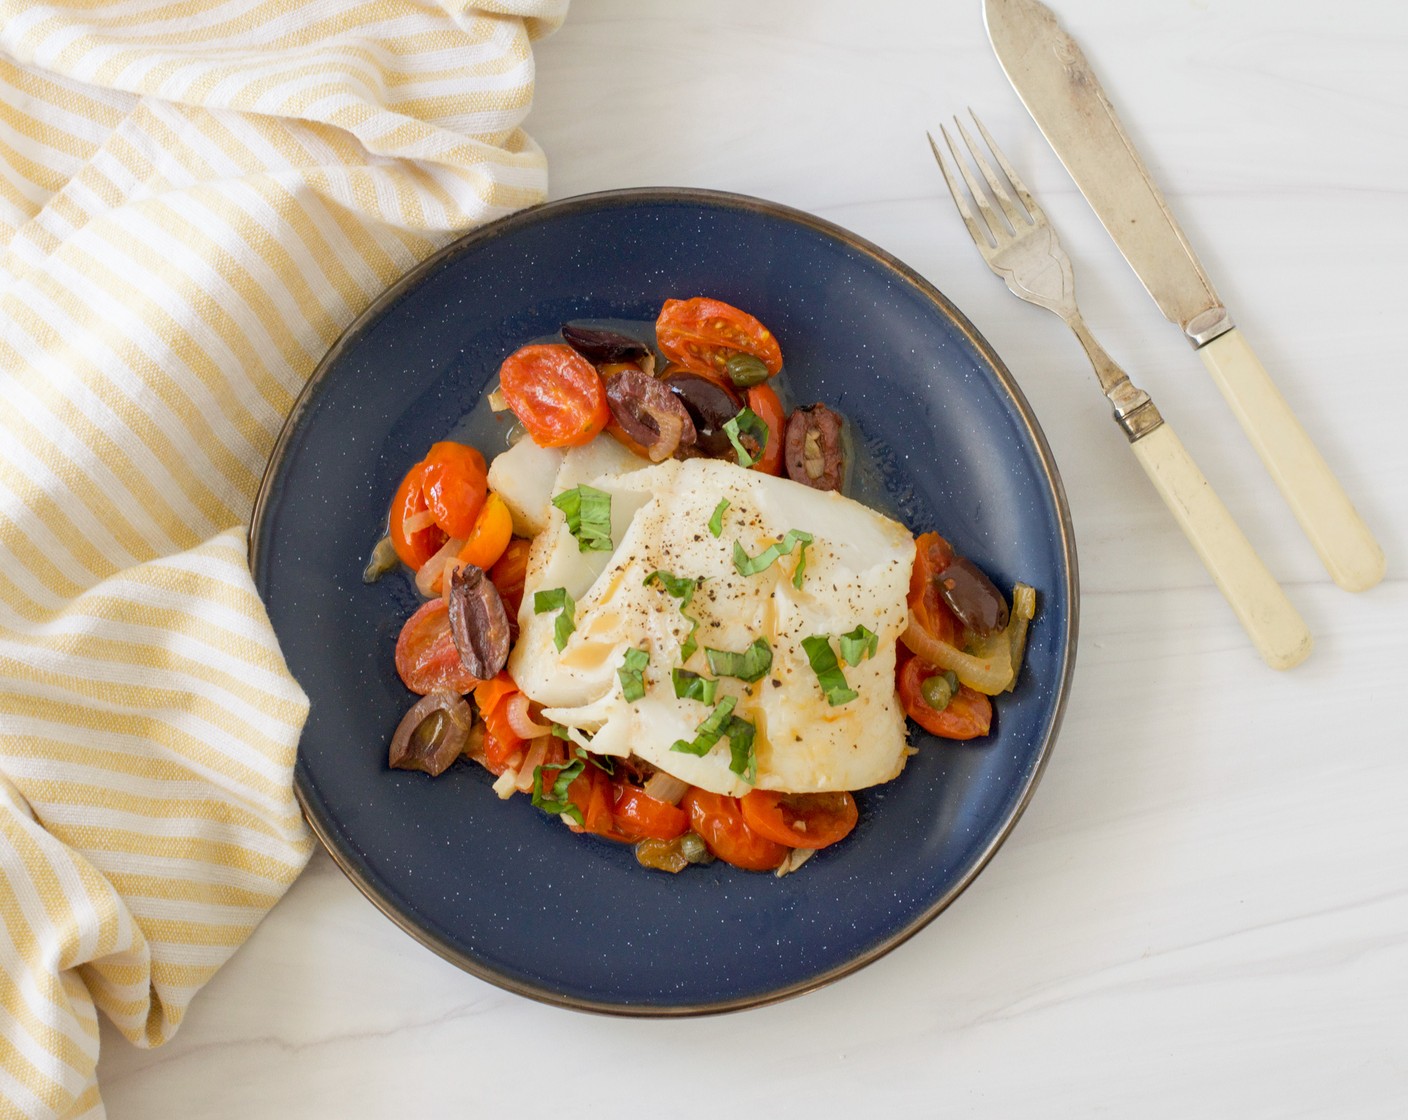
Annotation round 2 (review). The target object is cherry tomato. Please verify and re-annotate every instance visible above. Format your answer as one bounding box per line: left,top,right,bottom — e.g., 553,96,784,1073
388,462,447,570
897,652,992,740
395,598,479,695
455,492,512,572
489,537,532,620
681,788,788,871
420,441,487,539
473,674,525,773
612,784,689,842
498,343,610,448
909,531,962,647
567,765,618,837
744,382,785,475
740,789,858,849
655,297,783,381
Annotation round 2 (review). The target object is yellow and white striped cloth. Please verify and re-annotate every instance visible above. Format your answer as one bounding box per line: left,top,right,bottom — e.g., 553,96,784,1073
0,2,567,1115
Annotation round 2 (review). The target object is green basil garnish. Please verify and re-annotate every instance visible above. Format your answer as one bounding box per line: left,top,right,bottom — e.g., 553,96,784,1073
672,667,717,706
617,646,649,703
531,758,585,825
552,484,612,552
671,696,737,756
725,713,757,783
705,637,772,683
838,624,879,666
708,497,730,538
533,587,576,651
732,528,813,589
575,745,614,775
643,569,705,662
801,634,859,706
722,407,769,468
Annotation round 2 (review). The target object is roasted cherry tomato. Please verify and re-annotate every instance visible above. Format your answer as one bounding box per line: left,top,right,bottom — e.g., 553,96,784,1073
388,462,447,571
498,343,610,448
420,441,487,539
455,492,512,573
740,789,858,849
744,382,785,475
909,531,962,647
897,652,992,740
567,765,617,837
489,537,532,621
473,673,524,773
612,784,689,842
681,788,788,871
395,598,479,695
655,297,783,381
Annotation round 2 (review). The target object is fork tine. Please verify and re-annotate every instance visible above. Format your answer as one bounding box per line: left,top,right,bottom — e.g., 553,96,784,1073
938,124,1008,250
967,111,1046,225
927,130,994,251
953,114,1030,231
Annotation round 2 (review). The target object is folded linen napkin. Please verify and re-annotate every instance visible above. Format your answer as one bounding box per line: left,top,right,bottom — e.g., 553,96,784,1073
0,2,567,1115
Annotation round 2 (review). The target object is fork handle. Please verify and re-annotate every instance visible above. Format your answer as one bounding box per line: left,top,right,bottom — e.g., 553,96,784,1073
1198,328,1385,592
1130,421,1312,670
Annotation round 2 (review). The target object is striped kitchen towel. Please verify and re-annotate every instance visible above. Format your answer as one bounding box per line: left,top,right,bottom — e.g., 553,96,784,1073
0,1,568,1116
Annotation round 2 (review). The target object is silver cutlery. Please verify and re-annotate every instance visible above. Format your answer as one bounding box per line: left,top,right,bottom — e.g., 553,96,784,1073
984,0,1384,593
931,115,1311,669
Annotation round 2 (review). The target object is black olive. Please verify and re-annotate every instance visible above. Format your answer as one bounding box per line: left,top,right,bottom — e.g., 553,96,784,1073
447,564,511,679
606,367,696,461
784,403,845,491
662,371,744,456
936,557,1009,637
560,324,649,366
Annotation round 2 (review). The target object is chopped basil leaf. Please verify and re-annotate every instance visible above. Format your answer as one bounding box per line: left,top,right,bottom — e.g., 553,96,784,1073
617,646,650,702
801,634,859,706
705,637,773,683
533,587,576,651
722,407,770,469
575,745,614,775
531,758,585,825
551,723,570,739
672,667,718,706
838,624,879,666
708,497,730,538
732,528,814,590
643,569,705,662
725,714,757,783
552,485,612,552
671,696,737,756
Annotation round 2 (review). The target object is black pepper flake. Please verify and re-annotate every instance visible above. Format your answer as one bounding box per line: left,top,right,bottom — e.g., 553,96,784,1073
770,678,781,688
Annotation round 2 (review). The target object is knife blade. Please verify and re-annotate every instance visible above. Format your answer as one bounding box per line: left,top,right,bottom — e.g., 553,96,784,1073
984,0,1385,592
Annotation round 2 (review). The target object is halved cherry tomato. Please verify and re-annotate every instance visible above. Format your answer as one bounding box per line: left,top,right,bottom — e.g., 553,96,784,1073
388,462,447,570
655,297,783,381
455,492,512,572
744,382,785,475
489,537,532,620
498,343,610,448
473,673,524,773
567,765,618,837
420,441,487,539
395,598,479,695
740,790,858,849
612,784,689,842
897,651,992,740
909,531,961,647
681,788,788,871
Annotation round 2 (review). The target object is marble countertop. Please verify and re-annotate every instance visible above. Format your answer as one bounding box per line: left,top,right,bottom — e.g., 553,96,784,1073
96,1,1407,1116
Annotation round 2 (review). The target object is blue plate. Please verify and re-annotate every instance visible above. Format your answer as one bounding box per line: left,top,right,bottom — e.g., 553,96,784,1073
249,188,1077,1014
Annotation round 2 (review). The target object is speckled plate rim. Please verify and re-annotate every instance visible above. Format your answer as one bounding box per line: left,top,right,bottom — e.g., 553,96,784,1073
249,186,1079,1017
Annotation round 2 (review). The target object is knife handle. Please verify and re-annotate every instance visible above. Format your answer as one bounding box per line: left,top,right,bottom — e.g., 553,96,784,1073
1198,328,1385,592
1130,421,1312,670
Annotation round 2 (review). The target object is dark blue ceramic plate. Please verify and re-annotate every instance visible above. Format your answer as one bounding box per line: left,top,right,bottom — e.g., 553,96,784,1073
250,188,1077,1015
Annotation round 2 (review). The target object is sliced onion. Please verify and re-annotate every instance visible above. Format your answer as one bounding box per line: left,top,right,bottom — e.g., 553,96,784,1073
515,735,550,793
488,385,509,412
414,535,464,598
646,408,686,462
642,770,689,806
492,768,519,799
901,610,1013,695
505,692,550,740
402,508,439,536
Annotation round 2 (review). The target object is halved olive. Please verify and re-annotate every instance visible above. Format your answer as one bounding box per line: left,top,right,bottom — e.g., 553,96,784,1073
447,564,511,679
936,557,1009,637
662,370,744,456
606,366,696,461
389,690,473,776
560,324,649,366
784,403,845,491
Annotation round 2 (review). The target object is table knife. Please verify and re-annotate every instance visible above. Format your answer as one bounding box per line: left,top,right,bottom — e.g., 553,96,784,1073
984,0,1385,592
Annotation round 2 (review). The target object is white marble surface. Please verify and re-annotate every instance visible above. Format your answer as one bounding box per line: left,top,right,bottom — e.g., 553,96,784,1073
97,2,1407,1116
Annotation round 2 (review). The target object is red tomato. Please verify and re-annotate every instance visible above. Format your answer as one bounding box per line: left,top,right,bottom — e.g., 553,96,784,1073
909,531,961,647
740,790,858,849
681,788,788,871
567,765,618,837
388,462,447,571
473,673,524,772
489,537,532,620
897,653,992,740
612,785,689,842
655,297,783,380
394,599,479,695
420,441,487,539
498,343,609,448
744,382,785,475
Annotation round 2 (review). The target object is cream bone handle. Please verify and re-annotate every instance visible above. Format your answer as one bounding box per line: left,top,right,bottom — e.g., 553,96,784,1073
1130,421,1313,670
1197,328,1385,592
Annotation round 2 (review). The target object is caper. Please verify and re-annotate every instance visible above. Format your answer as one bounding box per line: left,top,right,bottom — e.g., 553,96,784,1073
678,831,714,865
724,352,769,388
921,673,956,711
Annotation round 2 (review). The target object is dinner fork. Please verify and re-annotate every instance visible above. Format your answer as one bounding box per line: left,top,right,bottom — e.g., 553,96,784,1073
930,114,1311,670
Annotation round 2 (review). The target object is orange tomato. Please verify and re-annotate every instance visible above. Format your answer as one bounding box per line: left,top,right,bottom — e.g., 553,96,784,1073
681,788,788,871
394,599,478,695
388,462,447,570
498,343,610,448
896,652,992,740
456,492,512,572
420,441,487,539
744,382,785,475
739,790,858,849
489,537,532,620
655,297,783,380
909,531,961,647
